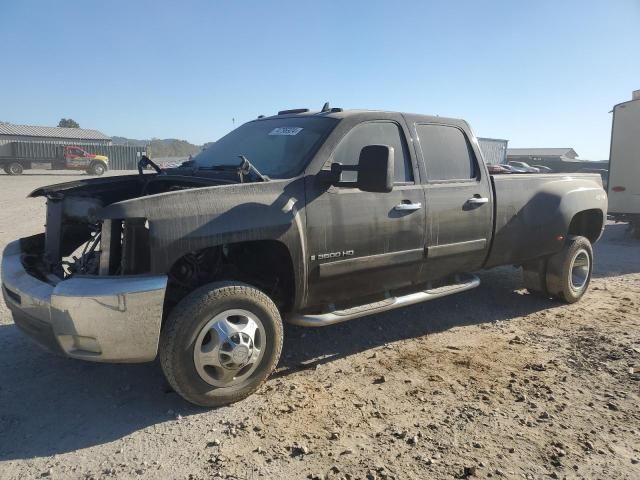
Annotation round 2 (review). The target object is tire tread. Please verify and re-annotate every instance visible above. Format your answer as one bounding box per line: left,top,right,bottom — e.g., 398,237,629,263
545,235,593,303
160,281,283,407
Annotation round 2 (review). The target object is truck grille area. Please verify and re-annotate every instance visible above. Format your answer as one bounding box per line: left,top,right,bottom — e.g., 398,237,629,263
100,219,150,275
42,195,99,277
38,195,150,279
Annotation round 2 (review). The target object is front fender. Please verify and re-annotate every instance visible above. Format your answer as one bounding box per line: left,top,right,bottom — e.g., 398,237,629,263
99,178,308,308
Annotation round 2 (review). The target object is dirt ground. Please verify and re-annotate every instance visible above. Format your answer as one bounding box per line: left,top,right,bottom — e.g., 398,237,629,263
1,171,639,480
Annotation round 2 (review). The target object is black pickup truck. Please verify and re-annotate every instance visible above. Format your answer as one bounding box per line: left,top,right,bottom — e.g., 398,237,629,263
2,107,607,406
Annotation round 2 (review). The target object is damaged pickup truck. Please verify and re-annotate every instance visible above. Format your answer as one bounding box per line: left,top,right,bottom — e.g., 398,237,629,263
2,106,607,407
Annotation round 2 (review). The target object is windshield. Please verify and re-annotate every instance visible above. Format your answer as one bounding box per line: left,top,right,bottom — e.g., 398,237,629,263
191,117,338,178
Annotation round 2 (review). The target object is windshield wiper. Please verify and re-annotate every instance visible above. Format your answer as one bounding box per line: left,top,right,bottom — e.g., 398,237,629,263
138,155,164,175
179,156,269,183
237,155,268,182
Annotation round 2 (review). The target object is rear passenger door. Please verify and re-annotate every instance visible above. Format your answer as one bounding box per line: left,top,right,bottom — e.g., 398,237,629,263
413,123,493,280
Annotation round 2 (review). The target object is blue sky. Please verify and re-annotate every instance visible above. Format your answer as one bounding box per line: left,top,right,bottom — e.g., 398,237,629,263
1,0,638,159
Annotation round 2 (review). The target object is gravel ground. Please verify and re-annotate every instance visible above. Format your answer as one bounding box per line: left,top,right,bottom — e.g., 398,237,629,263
1,171,639,480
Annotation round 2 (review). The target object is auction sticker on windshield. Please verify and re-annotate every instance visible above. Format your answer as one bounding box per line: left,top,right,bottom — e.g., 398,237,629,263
269,127,303,136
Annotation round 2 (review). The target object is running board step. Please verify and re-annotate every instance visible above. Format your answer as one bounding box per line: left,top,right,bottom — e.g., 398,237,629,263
287,273,480,327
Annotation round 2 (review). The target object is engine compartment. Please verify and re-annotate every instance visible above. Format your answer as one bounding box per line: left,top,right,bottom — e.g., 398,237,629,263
27,174,228,281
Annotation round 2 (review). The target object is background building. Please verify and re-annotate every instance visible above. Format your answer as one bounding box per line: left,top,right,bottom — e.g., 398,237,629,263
506,147,608,173
507,147,578,163
0,124,112,146
478,137,508,165
0,123,147,170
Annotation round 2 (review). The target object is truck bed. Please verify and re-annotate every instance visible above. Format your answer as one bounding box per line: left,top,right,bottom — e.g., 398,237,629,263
485,173,606,268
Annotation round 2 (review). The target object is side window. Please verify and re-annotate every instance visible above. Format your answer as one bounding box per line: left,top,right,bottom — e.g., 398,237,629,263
416,124,477,181
332,122,413,183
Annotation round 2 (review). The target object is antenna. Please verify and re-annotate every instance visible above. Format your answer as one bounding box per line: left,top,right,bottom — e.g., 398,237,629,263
321,102,330,112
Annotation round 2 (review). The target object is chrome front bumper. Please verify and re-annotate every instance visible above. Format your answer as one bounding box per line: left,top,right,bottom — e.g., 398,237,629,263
1,240,167,363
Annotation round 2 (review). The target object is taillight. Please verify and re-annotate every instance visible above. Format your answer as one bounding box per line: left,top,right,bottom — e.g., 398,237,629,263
611,186,626,192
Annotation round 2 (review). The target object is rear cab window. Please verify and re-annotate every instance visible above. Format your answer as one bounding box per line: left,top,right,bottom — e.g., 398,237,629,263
415,124,479,182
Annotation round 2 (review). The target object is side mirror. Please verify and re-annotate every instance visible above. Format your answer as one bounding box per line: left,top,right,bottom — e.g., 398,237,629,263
357,145,394,193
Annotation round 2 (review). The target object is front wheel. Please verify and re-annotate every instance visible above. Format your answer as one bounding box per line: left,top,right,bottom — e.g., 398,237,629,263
88,161,106,176
160,281,283,407
545,235,593,303
6,162,24,175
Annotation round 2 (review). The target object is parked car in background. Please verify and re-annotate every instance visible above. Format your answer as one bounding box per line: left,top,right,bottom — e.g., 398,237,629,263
508,161,540,173
487,164,511,174
502,164,528,173
532,165,553,173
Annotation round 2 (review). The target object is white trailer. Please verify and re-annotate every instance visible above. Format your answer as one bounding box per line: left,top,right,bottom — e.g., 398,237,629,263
608,90,640,237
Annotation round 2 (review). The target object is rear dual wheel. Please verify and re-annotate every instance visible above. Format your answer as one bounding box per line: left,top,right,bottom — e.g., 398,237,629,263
160,281,283,407
524,235,593,303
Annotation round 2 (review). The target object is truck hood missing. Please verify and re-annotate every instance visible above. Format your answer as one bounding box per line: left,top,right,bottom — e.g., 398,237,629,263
28,173,306,277
28,173,229,202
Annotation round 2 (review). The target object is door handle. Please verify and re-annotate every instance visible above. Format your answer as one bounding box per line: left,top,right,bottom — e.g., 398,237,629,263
466,197,489,205
394,202,422,211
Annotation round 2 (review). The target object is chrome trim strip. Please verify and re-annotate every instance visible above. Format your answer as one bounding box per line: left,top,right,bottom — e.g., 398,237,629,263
287,274,480,327
318,248,425,278
426,239,487,259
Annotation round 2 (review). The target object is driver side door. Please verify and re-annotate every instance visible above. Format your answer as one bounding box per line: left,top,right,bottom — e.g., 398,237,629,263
304,119,426,308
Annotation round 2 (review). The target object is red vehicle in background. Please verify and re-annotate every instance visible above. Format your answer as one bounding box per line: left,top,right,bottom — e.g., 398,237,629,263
0,143,109,175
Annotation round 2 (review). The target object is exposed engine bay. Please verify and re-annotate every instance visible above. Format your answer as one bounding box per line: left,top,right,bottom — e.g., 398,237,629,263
25,174,228,282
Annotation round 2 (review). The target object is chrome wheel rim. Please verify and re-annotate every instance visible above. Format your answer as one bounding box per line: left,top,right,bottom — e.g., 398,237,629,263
569,249,590,292
193,309,265,387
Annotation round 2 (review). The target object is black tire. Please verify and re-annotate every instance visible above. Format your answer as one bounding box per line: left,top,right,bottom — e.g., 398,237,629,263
89,161,106,176
545,235,593,303
6,162,24,175
160,281,283,407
